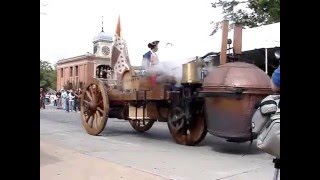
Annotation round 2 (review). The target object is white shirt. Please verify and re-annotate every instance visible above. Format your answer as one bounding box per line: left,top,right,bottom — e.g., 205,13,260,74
69,94,75,101
150,51,159,65
142,50,159,70
61,91,67,99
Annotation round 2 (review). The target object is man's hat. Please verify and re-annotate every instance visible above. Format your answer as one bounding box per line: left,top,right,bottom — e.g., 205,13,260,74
148,41,160,49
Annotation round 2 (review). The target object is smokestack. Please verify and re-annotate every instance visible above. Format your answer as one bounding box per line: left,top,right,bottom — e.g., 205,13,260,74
219,20,229,65
233,23,243,55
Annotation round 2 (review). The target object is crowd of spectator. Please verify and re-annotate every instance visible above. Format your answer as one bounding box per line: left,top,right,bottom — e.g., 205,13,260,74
40,87,82,112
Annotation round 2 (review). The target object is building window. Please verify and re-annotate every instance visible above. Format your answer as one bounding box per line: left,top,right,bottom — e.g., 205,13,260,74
60,69,63,78
70,67,73,77
75,66,79,76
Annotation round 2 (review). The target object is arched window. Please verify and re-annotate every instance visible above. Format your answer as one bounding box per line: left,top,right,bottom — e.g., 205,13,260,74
96,65,112,79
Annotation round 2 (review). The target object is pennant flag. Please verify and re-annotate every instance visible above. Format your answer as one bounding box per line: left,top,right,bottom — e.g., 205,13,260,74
111,15,131,80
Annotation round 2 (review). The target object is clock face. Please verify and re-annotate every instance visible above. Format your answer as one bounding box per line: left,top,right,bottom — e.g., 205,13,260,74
102,46,110,55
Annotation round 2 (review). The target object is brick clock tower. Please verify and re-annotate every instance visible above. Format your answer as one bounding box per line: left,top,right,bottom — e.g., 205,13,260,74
56,16,114,91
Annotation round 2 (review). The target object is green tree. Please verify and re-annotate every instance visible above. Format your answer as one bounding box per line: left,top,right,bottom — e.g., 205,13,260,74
210,0,280,35
40,60,57,90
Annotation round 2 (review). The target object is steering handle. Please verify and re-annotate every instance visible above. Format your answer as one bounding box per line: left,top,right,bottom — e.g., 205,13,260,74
201,52,220,59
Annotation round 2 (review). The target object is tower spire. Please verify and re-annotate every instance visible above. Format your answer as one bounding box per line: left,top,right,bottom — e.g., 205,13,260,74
101,16,104,32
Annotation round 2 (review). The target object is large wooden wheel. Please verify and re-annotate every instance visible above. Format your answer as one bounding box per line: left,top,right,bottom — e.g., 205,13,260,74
167,98,207,146
129,119,155,132
80,78,109,135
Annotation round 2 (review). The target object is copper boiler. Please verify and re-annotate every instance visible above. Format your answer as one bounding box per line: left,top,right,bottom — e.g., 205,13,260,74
200,62,273,142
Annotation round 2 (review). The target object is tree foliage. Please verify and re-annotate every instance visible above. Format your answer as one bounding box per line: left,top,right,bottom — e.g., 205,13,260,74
210,0,280,35
40,60,56,90
63,80,84,91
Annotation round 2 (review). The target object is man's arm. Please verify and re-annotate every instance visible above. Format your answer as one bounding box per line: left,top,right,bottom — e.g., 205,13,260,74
142,51,151,69
271,66,280,92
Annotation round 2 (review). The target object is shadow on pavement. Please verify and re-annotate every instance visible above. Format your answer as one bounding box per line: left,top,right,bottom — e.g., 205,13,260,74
98,120,263,155
40,150,61,167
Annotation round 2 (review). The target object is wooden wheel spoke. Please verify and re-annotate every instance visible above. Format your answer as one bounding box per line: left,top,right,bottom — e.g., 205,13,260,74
85,90,93,101
95,92,102,103
95,111,101,127
86,114,93,128
83,100,90,104
85,114,91,123
83,104,90,115
97,107,104,114
89,114,95,128
90,86,97,101
97,100,103,106
95,111,101,120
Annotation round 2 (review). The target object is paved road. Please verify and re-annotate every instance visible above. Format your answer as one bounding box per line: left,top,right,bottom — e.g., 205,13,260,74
40,105,276,180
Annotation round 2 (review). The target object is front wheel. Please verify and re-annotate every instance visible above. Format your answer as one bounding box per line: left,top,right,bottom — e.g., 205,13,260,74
167,98,207,146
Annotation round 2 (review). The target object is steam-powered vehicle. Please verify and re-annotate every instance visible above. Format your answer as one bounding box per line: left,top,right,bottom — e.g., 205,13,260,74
80,20,274,146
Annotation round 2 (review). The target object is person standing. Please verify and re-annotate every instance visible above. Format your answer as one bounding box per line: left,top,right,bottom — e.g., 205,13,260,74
142,40,160,69
61,89,67,110
142,40,160,86
74,88,81,112
271,66,280,93
271,50,280,93
40,87,46,109
69,90,75,112
77,88,82,111
56,91,62,109
56,90,62,109
45,93,50,105
53,93,57,106
65,90,70,112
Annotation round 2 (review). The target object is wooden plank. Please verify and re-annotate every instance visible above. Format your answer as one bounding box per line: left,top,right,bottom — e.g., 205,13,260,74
220,20,229,65
233,23,243,55
109,89,179,101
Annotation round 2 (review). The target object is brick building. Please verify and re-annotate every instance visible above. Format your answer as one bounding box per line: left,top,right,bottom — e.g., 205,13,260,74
56,27,114,91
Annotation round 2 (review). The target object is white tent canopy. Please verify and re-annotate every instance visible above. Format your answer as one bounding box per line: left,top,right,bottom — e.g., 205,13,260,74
227,22,280,51
158,22,280,64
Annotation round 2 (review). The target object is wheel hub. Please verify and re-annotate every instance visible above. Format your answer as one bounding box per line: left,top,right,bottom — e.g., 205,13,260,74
88,102,97,113
168,107,186,131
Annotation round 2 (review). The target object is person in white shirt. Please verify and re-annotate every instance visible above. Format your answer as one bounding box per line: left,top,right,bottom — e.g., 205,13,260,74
68,90,75,112
61,89,67,110
141,41,176,86
142,40,159,69
142,41,160,86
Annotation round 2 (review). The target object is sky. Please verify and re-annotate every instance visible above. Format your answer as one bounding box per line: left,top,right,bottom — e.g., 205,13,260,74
40,0,226,66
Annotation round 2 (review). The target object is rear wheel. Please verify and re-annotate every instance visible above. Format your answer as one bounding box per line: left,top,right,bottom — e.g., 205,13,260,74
80,78,109,135
129,119,155,132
